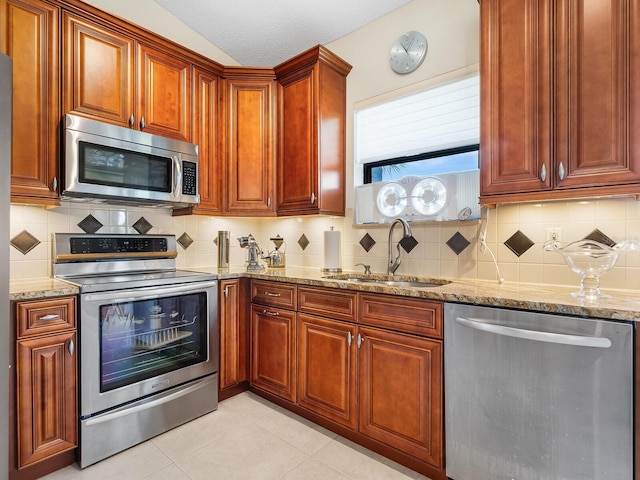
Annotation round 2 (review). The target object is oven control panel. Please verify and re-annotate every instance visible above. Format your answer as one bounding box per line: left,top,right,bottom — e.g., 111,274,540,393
70,237,168,254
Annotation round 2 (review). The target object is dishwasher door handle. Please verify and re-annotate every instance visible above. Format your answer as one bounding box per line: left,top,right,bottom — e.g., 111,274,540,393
455,316,612,348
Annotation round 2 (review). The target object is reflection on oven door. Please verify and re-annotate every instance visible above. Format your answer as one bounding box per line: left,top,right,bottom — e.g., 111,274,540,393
100,292,208,393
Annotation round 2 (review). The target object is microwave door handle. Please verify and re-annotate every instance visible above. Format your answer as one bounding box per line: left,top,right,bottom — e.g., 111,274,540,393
173,155,182,198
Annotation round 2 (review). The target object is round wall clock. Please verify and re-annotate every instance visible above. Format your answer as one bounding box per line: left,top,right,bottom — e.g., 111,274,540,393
389,31,428,74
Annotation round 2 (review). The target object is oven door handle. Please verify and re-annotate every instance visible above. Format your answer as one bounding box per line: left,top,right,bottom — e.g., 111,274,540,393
82,280,219,303
84,375,216,427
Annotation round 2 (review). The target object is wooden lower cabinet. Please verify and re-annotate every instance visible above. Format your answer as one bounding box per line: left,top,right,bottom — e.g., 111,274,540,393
248,282,445,479
219,279,248,397
250,303,296,402
358,326,443,468
297,314,357,429
11,296,77,479
16,331,77,468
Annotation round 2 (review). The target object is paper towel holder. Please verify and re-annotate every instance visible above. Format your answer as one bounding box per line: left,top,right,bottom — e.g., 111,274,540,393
321,226,342,273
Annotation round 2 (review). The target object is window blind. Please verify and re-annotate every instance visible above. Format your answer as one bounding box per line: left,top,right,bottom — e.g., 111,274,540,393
355,74,479,164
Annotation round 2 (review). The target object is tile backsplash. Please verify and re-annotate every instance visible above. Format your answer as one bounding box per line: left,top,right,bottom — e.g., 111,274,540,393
9,197,640,292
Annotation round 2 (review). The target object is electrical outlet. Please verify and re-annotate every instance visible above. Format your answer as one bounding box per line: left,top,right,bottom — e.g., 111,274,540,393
546,227,562,242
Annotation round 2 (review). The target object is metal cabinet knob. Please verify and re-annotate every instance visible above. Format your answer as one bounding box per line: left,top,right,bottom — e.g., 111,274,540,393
540,164,547,182
558,162,565,180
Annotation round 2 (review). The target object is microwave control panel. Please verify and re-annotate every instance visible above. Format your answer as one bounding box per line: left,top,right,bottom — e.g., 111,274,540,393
182,161,197,195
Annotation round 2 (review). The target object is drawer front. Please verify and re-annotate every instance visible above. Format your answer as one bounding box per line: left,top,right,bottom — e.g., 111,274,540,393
16,296,77,338
251,280,297,309
298,287,357,322
359,294,442,338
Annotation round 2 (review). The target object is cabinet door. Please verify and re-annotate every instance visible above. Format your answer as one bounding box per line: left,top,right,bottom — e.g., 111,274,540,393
250,304,296,402
297,314,357,429
277,67,318,214
190,66,222,214
479,0,553,198
219,279,247,390
358,326,443,468
16,331,77,468
225,78,275,214
276,54,348,216
137,43,191,141
62,12,135,128
555,0,640,188
1,0,60,205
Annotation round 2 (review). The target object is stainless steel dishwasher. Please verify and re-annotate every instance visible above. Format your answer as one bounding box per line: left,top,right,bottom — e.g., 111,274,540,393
444,303,633,480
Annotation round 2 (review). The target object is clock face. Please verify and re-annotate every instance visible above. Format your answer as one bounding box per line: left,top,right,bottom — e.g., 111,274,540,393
389,31,428,74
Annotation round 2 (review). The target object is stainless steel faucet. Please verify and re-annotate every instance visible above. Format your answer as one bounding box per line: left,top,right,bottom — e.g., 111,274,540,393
387,218,412,275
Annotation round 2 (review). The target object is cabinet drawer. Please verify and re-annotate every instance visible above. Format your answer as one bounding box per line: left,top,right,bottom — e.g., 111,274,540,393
16,296,76,338
359,294,442,339
251,280,297,309
298,287,356,322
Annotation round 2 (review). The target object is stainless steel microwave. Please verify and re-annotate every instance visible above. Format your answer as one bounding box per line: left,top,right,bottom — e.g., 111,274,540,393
62,114,200,207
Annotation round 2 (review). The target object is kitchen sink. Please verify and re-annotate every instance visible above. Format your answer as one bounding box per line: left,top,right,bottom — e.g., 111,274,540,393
325,274,450,288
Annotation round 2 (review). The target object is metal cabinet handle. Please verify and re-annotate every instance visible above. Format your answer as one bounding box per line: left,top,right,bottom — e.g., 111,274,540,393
540,164,547,182
311,192,316,204
357,333,363,348
68,339,75,356
51,177,58,192
264,291,281,297
224,286,229,298
262,309,279,316
558,162,565,180
38,314,60,321
140,116,146,130
267,197,271,208
129,113,135,128
347,331,353,346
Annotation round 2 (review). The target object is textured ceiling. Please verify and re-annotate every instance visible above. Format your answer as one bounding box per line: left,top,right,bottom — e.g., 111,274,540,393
153,0,412,66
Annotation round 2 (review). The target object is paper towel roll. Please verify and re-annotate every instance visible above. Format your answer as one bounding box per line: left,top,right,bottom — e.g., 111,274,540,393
322,227,342,272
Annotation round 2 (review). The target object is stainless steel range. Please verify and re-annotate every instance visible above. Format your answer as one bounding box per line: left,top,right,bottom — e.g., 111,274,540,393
53,233,218,468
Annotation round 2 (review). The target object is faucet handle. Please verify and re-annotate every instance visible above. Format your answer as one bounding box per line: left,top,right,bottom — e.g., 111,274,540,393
355,263,371,274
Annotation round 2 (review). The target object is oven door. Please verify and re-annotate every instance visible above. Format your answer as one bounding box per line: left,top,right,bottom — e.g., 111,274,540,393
79,280,218,418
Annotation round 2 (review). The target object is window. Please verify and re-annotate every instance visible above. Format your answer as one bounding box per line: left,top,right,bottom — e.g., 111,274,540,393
355,71,479,184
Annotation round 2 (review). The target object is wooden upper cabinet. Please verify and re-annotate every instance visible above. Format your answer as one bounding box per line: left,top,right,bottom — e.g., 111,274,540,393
1,0,60,205
224,72,276,215
275,46,352,216
137,43,191,141
480,0,640,204
479,0,553,199
555,0,640,189
63,13,191,141
63,12,134,128
189,66,222,214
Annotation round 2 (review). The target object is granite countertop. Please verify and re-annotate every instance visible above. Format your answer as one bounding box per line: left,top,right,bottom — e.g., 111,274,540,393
10,266,640,321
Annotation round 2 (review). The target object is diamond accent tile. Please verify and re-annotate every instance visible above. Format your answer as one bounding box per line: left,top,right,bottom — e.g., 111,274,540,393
132,216,153,234
10,230,41,255
446,232,471,255
583,228,616,247
77,214,103,234
177,232,194,250
504,230,534,257
399,235,419,254
359,233,376,252
298,234,310,251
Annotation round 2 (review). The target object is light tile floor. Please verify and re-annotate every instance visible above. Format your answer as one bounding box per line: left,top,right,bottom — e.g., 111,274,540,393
42,391,432,480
